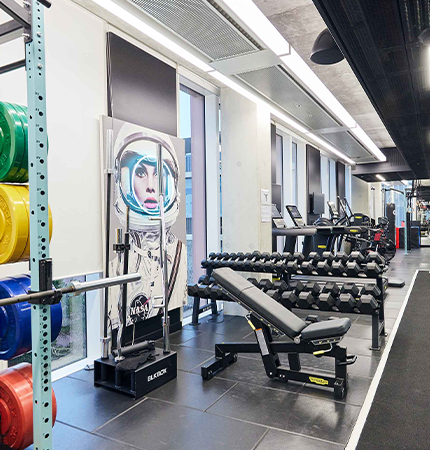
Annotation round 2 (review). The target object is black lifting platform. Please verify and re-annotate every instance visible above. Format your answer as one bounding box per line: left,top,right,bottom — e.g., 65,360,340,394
94,350,177,399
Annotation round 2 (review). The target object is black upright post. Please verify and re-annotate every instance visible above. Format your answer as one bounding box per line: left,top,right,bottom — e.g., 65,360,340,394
121,208,130,348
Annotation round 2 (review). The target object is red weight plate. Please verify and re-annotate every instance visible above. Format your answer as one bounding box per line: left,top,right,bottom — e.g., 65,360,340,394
0,363,56,449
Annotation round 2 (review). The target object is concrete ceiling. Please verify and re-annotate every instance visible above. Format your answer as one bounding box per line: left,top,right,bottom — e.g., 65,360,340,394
254,0,395,150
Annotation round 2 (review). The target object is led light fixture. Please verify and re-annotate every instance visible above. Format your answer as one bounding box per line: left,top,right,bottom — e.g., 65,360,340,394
376,174,386,181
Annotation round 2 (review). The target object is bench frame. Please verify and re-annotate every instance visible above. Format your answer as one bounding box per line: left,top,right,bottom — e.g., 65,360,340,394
202,299,356,399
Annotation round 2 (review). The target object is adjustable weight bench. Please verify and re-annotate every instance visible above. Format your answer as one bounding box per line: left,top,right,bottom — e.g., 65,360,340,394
201,268,356,399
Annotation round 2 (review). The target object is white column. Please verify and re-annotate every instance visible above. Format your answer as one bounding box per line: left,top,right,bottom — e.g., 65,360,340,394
220,88,271,316
321,156,330,218
205,94,221,254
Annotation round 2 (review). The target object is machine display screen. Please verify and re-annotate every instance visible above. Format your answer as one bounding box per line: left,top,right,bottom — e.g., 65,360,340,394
272,204,282,218
287,205,302,219
286,205,305,226
328,201,338,214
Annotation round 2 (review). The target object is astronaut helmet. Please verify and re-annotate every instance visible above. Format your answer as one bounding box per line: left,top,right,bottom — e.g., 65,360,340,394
114,129,180,231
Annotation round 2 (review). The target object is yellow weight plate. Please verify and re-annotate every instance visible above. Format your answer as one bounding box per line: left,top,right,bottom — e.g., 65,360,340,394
13,185,52,261
0,184,29,264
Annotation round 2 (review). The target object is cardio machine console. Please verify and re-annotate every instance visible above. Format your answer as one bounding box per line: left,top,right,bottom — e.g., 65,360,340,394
272,204,287,229
286,205,305,227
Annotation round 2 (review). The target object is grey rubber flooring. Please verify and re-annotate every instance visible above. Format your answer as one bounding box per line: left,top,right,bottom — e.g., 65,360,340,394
39,248,429,449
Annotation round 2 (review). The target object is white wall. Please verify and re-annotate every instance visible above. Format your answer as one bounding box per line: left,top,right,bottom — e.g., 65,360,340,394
0,0,106,279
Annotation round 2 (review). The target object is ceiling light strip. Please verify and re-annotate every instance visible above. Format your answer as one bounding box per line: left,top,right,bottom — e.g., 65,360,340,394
92,0,213,72
93,0,354,165
220,0,386,162
376,174,386,181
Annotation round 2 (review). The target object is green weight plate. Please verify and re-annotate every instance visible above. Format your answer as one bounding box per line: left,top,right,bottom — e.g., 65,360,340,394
0,102,25,182
10,104,28,183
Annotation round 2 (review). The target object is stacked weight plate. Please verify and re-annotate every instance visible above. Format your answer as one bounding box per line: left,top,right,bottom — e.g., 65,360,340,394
0,102,29,183
0,275,62,360
0,184,52,264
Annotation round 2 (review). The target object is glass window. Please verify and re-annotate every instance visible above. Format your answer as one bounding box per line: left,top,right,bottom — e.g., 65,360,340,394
180,85,207,318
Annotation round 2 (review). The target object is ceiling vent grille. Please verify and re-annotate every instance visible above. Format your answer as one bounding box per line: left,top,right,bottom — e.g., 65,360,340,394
130,0,259,60
237,65,341,130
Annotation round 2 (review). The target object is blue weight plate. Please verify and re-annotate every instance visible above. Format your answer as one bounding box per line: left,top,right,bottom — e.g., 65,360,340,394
0,276,63,360
0,277,28,360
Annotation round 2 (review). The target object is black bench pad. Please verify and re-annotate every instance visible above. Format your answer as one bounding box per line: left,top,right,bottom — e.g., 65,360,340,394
301,318,351,341
213,268,351,342
213,268,307,338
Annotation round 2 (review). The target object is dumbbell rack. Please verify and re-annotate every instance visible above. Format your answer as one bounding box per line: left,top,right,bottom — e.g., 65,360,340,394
0,1,53,448
193,251,387,351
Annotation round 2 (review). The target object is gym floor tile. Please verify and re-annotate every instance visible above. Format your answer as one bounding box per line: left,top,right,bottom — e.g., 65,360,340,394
206,382,360,445
68,368,94,383
297,375,372,407
53,376,141,432
384,308,402,319
345,323,376,340
180,328,250,352
157,328,202,345
254,429,344,450
299,353,379,379
191,354,303,393
184,314,249,336
28,422,137,450
342,335,384,357
96,398,267,450
145,370,236,410
154,343,213,372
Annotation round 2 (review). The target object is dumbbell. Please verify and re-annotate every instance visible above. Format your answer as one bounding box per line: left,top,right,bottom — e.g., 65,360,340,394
322,252,336,264
365,252,385,266
228,252,246,269
341,283,360,298
363,262,383,277
361,283,381,298
212,252,231,268
345,261,362,277
281,291,298,309
198,277,217,297
322,282,340,298
307,252,322,264
253,252,272,272
247,277,259,287
316,259,332,275
188,283,200,297
297,291,319,309
258,278,274,292
349,251,365,264
272,280,288,293
318,292,337,311
266,289,282,302
358,295,379,314
202,252,221,268
338,293,361,313
331,261,346,276
300,260,317,275
303,281,321,297
289,280,305,296
334,252,349,265
210,285,225,300
243,251,262,271
263,253,283,273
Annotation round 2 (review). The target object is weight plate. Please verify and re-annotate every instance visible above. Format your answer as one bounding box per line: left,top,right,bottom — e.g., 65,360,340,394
0,276,62,360
10,104,28,183
0,363,57,449
0,184,29,264
0,102,25,182
12,185,52,261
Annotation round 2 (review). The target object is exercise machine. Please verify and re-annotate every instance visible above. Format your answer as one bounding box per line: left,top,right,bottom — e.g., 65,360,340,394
201,268,356,399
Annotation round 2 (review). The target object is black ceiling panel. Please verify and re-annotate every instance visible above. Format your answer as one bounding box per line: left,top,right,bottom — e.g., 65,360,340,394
313,0,430,180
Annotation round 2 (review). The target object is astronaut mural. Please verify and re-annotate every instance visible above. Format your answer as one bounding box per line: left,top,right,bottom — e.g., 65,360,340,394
101,117,187,331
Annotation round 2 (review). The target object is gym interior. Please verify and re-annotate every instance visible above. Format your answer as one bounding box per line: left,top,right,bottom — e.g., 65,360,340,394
0,0,429,449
